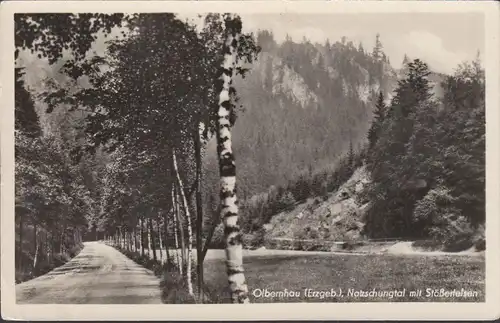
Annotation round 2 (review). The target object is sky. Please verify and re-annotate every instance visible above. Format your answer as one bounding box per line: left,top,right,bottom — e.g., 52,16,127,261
245,13,484,74
19,11,485,87
179,12,484,75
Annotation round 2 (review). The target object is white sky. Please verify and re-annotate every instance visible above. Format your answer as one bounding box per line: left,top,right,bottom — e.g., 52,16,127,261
179,12,484,74
19,12,485,84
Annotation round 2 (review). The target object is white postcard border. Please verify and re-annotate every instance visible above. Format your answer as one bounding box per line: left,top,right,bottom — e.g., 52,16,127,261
1,1,499,320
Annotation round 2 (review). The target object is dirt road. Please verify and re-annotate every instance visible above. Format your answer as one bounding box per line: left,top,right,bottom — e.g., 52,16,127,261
16,241,162,304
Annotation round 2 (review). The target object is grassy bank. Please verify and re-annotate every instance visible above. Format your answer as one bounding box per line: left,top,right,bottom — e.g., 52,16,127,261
107,242,484,303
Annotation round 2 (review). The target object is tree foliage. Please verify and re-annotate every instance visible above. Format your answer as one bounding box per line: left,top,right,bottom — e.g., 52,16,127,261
15,68,41,138
17,12,259,301
364,57,485,242
367,91,386,149
15,13,130,64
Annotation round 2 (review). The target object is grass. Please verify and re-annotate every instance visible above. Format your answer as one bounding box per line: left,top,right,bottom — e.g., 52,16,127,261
108,243,484,304
202,253,485,303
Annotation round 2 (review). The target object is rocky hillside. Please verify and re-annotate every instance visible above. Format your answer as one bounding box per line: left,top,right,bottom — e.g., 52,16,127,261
205,32,390,197
264,166,371,245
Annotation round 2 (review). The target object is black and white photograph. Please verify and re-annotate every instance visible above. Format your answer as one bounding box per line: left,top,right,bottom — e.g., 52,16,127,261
1,0,499,320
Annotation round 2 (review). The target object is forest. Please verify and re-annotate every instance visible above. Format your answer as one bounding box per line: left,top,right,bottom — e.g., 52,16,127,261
15,13,485,304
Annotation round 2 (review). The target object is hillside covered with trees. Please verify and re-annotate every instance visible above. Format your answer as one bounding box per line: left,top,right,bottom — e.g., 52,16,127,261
241,55,485,253
203,31,400,201
201,30,481,252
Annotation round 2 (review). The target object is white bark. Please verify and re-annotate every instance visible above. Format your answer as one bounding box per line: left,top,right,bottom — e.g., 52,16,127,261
133,228,137,252
172,149,194,297
33,225,39,270
147,221,152,258
171,186,183,275
216,16,249,303
139,219,144,255
157,217,163,264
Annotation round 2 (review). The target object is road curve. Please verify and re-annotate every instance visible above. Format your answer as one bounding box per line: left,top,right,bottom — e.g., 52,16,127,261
16,241,162,304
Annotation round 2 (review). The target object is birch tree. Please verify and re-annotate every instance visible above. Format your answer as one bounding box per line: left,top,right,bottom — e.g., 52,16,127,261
37,13,259,302
172,149,195,296
215,14,248,303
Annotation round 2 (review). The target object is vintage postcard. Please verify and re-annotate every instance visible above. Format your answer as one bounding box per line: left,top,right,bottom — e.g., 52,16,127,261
1,0,499,320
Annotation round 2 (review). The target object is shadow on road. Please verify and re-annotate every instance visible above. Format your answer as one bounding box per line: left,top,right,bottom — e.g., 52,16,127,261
45,264,102,276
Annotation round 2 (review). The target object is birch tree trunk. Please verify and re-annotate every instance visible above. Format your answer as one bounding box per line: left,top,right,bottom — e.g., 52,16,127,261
175,186,187,265
216,15,249,303
149,218,157,262
133,228,138,253
163,211,170,264
33,223,39,270
194,128,204,301
140,218,145,256
172,149,194,297
157,217,163,264
147,219,153,258
171,186,183,275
